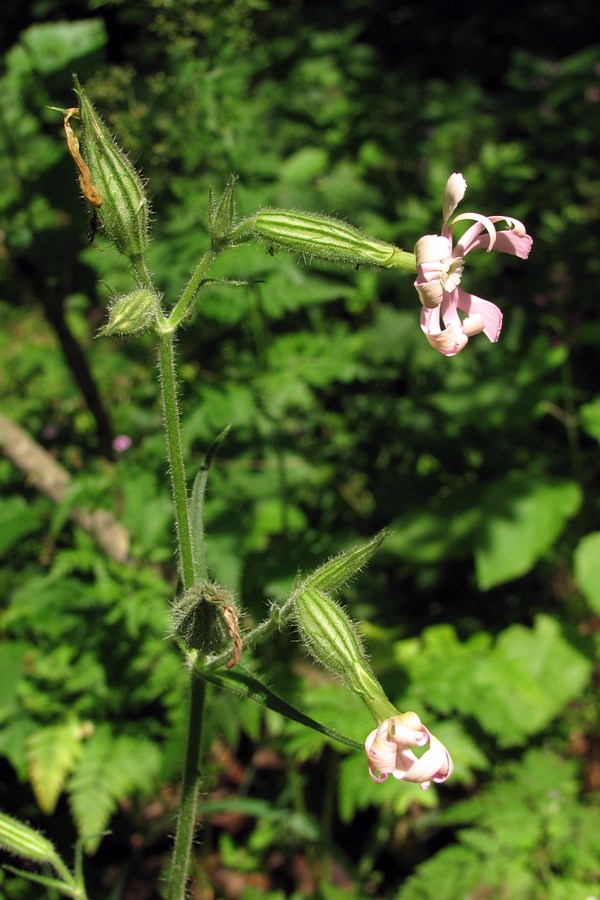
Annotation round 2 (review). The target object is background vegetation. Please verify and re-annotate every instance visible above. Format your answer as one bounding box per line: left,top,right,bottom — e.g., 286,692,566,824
1,1,600,897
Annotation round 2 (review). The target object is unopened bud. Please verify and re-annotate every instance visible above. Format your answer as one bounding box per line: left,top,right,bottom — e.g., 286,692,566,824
74,77,150,261
172,582,242,669
294,588,370,691
0,810,61,866
209,175,236,242
98,288,160,335
251,209,416,271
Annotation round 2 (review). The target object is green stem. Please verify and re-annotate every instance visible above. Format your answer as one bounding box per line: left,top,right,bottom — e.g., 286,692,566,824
157,332,195,588
156,324,207,897
166,670,207,899
165,248,217,332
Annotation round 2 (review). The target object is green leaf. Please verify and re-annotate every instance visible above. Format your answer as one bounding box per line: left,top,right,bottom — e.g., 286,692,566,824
27,720,88,814
0,496,43,556
20,20,107,74
573,531,600,613
198,666,363,752
68,726,161,853
0,642,27,719
460,615,592,747
475,473,581,589
579,396,600,444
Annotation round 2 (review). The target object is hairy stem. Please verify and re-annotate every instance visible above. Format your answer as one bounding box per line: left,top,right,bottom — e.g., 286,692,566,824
156,326,208,897
166,669,207,899
165,247,217,332
157,332,196,589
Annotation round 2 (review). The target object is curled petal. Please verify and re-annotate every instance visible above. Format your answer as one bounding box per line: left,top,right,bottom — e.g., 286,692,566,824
415,274,444,309
414,236,459,309
451,213,498,253
423,323,469,357
442,173,467,226
397,732,454,790
365,714,454,788
455,289,503,343
414,234,452,264
488,215,527,236
421,304,467,357
365,722,399,783
490,229,533,260
461,314,485,336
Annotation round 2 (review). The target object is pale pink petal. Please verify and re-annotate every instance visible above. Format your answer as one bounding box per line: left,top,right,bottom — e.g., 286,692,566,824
456,226,533,259
415,277,444,309
461,314,485,336
455,289,503,342
365,715,454,788
414,234,452,263
443,173,467,226
451,213,497,252
365,723,398,782
398,733,454,790
421,321,468,357
391,712,429,747
490,229,533,259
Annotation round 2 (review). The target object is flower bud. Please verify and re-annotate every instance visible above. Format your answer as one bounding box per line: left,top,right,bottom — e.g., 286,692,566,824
98,288,160,336
74,77,150,261
294,587,371,691
0,810,62,866
172,582,242,669
208,175,240,245
251,209,416,271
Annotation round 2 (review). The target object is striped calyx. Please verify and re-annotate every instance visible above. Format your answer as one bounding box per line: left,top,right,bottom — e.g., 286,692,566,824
252,209,416,271
0,810,62,865
74,78,149,261
294,588,370,691
99,288,161,336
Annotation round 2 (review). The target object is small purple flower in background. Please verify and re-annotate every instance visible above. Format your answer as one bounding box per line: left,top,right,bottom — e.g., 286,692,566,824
112,434,132,453
414,173,533,356
41,424,59,441
365,711,453,789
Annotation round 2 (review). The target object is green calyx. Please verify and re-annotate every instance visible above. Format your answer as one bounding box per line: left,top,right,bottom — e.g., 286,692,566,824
294,588,369,689
98,288,161,336
74,76,150,262
171,582,242,667
251,209,416,272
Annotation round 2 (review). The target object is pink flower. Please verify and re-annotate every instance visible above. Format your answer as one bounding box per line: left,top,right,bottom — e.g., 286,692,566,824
414,173,533,356
365,712,453,789
112,434,132,453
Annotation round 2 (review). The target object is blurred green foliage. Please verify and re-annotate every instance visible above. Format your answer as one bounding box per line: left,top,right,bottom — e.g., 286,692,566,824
1,1,600,897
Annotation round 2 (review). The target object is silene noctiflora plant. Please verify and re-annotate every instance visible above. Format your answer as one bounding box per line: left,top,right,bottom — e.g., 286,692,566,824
0,78,532,899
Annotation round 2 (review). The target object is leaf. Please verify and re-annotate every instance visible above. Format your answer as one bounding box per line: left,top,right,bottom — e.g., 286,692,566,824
68,726,161,853
0,641,28,719
20,20,107,74
579,396,600,444
573,531,600,614
27,720,89,814
475,472,581,589
461,615,592,747
0,496,43,556
199,666,363,752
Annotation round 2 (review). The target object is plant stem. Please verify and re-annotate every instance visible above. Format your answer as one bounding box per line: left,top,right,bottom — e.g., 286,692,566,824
156,325,208,897
165,248,217,332
157,331,195,589
167,669,207,899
